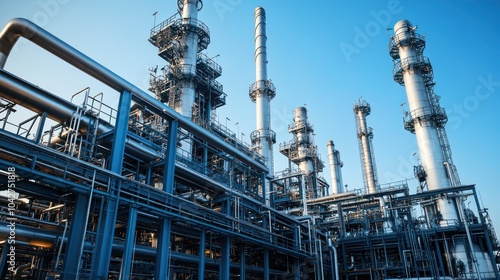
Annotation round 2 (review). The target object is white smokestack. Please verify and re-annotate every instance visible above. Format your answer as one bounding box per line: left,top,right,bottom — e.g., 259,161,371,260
250,7,276,175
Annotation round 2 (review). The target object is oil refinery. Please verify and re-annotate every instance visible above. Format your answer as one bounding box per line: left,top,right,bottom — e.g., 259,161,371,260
0,1,499,279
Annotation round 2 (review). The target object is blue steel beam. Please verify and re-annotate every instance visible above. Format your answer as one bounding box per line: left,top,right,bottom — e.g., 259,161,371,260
199,228,206,280
240,245,246,280
155,120,177,280
0,128,311,258
263,249,270,280
61,193,90,279
155,218,172,279
0,242,8,279
220,197,231,280
92,90,131,279
119,206,138,279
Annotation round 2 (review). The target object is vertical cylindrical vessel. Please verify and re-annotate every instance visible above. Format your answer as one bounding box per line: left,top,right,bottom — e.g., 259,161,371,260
390,20,457,224
327,140,343,194
179,0,201,119
353,100,378,194
250,7,276,176
390,19,495,277
294,107,314,175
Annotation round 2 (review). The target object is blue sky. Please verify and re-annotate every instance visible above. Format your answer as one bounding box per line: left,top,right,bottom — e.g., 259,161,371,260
1,1,499,231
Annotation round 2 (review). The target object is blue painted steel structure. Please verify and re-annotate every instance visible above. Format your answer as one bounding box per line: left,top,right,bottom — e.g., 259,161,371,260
0,1,498,279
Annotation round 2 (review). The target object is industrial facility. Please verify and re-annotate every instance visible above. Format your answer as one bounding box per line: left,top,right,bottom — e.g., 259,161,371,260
0,1,499,279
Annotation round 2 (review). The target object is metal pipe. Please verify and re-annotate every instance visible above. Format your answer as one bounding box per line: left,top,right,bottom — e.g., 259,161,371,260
0,18,268,173
327,140,343,194
328,239,340,280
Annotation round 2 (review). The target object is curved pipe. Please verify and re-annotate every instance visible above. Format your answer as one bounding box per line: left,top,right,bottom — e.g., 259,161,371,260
14,262,32,279
0,18,268,173
327,238,340,280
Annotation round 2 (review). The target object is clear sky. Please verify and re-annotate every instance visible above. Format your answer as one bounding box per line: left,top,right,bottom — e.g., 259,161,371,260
1,1,499,231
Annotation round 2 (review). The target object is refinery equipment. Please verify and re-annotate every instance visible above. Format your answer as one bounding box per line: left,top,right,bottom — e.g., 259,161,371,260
327,140,344,195
250,7,276,179
0,1,499,279
353,99,380,194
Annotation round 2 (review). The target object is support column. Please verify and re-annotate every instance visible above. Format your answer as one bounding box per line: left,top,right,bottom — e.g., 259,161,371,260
198,229,206,280
0,241,9,279
240,245,246,280
92,90,131,279
155,119,178,279
220,197,230,280
263,249,270,280
119,206,138,279
61,193,90,278
294,258,301,280
434,238,445,277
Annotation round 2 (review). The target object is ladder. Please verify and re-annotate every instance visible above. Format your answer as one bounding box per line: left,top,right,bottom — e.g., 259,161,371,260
80,93,103,162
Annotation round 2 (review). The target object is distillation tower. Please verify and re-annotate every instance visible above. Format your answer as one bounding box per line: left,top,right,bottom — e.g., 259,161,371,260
390,19,497,278
249,7,276,181
353,99,379,194
279,107,326,201
327,140,344,195
148,0,226,156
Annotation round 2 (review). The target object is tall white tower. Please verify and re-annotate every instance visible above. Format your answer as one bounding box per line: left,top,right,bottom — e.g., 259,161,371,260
389,20,458,224
250,7,276,175
353,99,379,194
390,20,495,277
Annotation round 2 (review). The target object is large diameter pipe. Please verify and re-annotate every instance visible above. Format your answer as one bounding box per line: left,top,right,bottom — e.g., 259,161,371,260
392,20,456,224
0,18,268,173
327,140,343,194
253,7,273,174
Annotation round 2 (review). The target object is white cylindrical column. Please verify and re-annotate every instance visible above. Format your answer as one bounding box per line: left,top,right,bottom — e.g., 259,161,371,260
294,107,314,175
392,20,457,224
178,0,200,119
250,7,275,175
327,140,343,194
354,101,378,194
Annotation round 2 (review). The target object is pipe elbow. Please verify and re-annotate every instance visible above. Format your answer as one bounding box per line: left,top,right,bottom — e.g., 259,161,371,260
0,18,39,67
